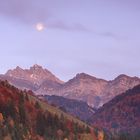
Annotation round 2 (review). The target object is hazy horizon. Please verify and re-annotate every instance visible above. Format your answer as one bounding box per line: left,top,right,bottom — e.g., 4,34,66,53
0,0,140,81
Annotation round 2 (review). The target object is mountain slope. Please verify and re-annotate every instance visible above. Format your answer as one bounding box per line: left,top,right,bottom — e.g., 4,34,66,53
89,85,140,135
0,80,98,140
42,95,95,122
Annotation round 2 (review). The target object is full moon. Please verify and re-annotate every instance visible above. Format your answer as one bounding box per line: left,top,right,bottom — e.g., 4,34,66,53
36,23,45,31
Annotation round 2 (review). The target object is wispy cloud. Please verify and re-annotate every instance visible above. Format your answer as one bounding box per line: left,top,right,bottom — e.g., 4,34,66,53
99,32,116,38
46,21,89,32
0,0,50,23
0,0,118,37
98,31,119,39
0,0,89,32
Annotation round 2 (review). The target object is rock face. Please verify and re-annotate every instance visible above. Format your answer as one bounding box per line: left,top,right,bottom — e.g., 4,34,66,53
89,85,140,134
1,65,140,108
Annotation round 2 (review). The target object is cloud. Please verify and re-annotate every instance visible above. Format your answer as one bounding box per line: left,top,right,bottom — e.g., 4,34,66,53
0,0,118,36
46,21,89,32
98,31,119,39
0,0,50,23
0,0,89,32
99,32,116,37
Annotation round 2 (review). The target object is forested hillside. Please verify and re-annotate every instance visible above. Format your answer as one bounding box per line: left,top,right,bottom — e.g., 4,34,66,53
0,80,100,140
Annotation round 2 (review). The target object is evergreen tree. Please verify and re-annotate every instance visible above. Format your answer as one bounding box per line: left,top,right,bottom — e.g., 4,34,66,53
85,126,90,133
25,93,29,101
36,111,46,136
18,103,26,125
34,101,41,109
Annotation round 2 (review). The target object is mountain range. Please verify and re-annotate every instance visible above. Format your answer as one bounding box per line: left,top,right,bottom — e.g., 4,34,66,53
0,65,140,140
0,64,140,108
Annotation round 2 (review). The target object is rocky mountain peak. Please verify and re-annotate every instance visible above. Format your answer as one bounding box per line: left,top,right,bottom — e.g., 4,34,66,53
15,66,22,70
76,73,93,79
5,65,63,85
112,74,140,86
30,64,43,70
6,66,24,77
116,74,129,78
114,74,131,81
114,74,139,81
29,64,50,76
75,73,100,81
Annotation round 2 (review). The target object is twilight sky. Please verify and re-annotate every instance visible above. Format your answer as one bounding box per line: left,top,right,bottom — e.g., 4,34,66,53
0,0,140,81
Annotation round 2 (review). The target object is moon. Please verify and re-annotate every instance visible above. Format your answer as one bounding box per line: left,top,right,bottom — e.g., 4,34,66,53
36,23,45,31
